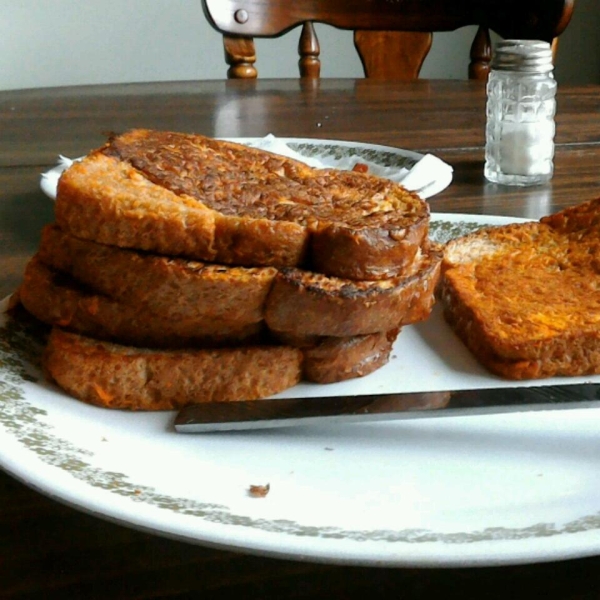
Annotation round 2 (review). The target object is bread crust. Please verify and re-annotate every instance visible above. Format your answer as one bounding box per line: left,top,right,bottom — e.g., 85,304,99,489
38,224,276,324
36,224,440,340
19,251,405,388
43,328,302,410
441,200,600,379
28,128,441,405
56,129,429,280
540,196,600,234
265,244,442,337
302,329,400,383
20,256,264,348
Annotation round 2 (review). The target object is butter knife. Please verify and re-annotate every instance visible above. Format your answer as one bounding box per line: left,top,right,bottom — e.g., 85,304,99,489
174,383,600,433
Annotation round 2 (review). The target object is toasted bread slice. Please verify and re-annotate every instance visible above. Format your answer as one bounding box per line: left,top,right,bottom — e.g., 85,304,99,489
56,129,429,280
18,254,401,388
20,256,263,348
540,196,600,237
301,329,400,384
441,198,600,379
36,224,440,339
43,328,302,410
265,244,442,337
38,224,276,324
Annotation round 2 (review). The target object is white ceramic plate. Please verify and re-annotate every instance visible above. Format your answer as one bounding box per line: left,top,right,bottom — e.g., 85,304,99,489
3,213,600,568
39,137,453,200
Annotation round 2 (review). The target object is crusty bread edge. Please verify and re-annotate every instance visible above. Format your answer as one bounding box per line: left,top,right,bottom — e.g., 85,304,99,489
43,328,303,410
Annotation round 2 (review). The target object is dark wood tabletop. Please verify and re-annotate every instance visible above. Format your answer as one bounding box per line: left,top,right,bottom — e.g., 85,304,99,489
1,79,600,599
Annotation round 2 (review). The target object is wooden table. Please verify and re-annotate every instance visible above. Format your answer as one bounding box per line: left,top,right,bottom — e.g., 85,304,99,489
1,79,600,598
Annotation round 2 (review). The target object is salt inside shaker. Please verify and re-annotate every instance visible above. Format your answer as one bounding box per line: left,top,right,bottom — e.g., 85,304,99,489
484,39,557,186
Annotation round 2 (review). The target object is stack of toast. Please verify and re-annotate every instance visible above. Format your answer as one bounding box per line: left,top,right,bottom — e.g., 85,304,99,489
441,198,600,379
18,129,442,410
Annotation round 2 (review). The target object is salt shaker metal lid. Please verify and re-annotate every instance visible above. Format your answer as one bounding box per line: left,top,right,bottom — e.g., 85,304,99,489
491,39,554,73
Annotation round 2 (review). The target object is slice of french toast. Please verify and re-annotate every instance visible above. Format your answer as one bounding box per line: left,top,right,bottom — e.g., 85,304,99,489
18,253,405,391
36,224,441,339
441,198,600,379
301,329,400,384
55,129,429,280
25,128,441,408
20,256,265,348
265,244,442,337
41,326,400,409
38,224,276,324
43,328,303,410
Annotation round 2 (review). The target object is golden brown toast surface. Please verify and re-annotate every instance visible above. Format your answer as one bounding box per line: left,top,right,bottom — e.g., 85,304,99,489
56,129,429,280
441,198,600,379
20,256,264,348
265,244,442,337
25,128,443,406
43,328,303,410
302,329,400,384
39,224,276,324
36,224,441,340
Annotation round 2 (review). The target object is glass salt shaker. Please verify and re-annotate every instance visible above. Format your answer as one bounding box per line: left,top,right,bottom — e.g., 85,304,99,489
484,39,557,186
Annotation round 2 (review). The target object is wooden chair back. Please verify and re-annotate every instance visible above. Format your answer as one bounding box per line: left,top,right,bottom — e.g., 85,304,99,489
201,0,574,81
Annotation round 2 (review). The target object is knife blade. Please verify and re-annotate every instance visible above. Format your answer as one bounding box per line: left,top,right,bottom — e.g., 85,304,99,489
174,383,600,433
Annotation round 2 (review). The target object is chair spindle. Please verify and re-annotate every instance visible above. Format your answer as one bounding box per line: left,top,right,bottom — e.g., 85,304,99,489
224,34,257,79
298,22,321,78
468,26,492,80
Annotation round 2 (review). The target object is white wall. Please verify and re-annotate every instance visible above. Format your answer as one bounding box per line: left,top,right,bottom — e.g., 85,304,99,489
0,0,597,91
